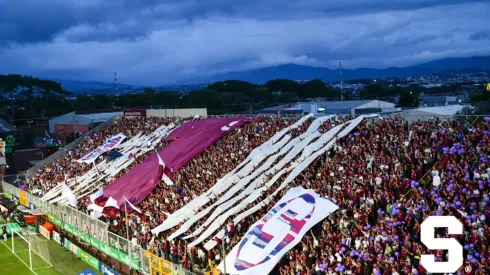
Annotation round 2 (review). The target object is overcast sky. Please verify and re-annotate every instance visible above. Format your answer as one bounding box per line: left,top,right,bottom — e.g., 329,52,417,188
1,0,489,85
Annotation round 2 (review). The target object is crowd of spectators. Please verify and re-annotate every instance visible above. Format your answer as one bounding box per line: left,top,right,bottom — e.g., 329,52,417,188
103,118,300,267
15,113,490,275
152,116,486,275
24,117,177,195
198,116,488,275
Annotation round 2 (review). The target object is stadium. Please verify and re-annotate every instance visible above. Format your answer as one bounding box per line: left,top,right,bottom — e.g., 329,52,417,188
1,108,489,275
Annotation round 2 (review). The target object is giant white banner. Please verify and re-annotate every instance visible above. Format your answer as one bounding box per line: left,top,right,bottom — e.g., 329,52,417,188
218,186,338,275
78,133,127,163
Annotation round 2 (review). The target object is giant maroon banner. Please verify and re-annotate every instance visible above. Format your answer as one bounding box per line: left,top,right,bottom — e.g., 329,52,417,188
98,118,252,209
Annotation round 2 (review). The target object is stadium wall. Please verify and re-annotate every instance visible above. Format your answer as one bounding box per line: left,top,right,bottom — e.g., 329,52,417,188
146,108,207,118
25,115,121,178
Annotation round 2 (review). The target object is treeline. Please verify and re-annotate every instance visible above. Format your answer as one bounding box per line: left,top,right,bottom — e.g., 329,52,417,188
75,79,465,114
1,74,486,126
0,74,72,123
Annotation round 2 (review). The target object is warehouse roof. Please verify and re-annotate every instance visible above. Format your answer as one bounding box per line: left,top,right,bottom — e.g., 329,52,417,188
77,112,123,123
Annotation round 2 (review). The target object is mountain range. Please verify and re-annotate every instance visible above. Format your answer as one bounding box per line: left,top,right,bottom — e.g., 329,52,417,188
193,56,490,84
53,56,490,93
49,78,140,94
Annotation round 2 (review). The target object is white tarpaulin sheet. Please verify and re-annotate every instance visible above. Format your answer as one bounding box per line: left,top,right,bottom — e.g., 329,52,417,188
151,115,315,235
43,124,175,203
267,113,313,145
218,186,338,275
152,114,375,237
78,133,127,163
203,115,377,250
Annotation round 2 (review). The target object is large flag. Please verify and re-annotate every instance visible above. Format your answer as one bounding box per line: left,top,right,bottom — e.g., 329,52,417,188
96,118,251,209
61,184,77,208
89,152,167,217
78,133,126,163
158,153,174,186
89,188,104,203
123,196,142,213
217,187,338,275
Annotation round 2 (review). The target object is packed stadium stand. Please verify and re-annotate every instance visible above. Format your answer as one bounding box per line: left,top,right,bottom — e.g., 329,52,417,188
11,113,490,275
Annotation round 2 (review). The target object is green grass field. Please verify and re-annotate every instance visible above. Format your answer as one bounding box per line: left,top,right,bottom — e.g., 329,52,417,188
0,236,101,275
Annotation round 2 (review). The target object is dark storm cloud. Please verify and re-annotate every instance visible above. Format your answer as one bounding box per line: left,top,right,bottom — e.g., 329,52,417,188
469,31,490,41
0,0,487,45
0,0,489,85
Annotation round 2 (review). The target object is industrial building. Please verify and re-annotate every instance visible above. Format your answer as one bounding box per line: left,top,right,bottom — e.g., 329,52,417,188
48,111,122,141
419,92,469,107
394,105,466,122
259,100,396,117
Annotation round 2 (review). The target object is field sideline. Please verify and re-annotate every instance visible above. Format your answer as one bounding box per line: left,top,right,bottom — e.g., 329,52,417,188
0,236,101,275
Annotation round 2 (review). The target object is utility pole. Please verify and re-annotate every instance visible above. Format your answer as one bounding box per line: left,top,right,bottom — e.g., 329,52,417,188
10,89,14,124
114,72,119,96
71,114,77,141
252,87,255,114
340,62,343,101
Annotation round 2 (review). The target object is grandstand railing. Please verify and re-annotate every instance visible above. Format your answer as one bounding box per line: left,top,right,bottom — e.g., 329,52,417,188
1,181,198,275
25,115,122,178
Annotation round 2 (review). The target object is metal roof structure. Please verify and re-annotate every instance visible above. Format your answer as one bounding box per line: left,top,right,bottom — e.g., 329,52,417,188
77,112,123,123
48,111,123,133
0,118,16,133
260,100,395,116
409,105,465,116
397,105,466,122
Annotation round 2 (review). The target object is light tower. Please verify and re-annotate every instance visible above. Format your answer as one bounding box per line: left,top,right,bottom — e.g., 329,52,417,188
114,72,119,96
339,62,344,101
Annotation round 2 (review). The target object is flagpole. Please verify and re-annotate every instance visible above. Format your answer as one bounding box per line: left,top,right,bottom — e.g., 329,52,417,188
93,161,101,177
125,200,129,240
125,200,132,267
222,225,227,275
221,242,227,275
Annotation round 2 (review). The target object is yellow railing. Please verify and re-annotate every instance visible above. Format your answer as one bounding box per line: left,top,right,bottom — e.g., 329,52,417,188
144,250,173,275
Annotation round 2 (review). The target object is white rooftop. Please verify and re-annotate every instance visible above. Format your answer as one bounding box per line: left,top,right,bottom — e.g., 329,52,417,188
413,105,465,116
77,112,123,122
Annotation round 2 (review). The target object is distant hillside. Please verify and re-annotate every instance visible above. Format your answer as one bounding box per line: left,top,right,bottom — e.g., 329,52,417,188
49,78,141,94
188,56,490,84
49,56,490,91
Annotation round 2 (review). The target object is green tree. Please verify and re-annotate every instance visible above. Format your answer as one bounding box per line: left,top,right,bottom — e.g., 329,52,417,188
0,74,72,123
396,91,420,107
299,79,331,98
266,79,299,94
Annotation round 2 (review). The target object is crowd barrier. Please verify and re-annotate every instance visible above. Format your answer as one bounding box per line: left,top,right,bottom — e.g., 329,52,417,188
1,181,198,275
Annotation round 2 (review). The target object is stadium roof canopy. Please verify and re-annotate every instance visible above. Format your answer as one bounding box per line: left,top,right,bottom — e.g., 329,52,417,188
260,100,395,116
398,105,466,122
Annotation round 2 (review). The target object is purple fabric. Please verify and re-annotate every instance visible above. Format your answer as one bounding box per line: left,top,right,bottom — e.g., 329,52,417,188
99,118,252,208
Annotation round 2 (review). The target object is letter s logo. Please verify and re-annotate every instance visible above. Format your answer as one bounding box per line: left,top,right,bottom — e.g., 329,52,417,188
420,216,463,273
234,193,316,271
